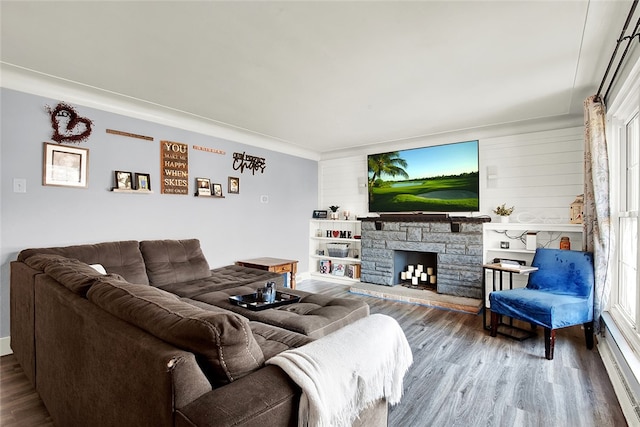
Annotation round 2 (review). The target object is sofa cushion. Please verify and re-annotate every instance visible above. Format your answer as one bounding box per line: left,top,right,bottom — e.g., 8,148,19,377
139,239,211,286
24,254,122,296
155,266,284,299
249,321,314,360
87,277,264,386
18,240,149,285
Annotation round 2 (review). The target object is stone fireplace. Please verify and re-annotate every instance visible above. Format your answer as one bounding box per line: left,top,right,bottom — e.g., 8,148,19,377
360,215,489,299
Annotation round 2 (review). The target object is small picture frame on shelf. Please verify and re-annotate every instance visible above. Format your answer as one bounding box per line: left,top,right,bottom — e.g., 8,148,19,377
228,176,239,194
114,171,133,190
43,142,89,188
196,178,211,196
135,173,151,191
212,183,223,197
319,259,331,274
332,263,346,276
312,210,328,219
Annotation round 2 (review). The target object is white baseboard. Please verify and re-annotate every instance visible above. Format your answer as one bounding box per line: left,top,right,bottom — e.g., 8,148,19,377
0,336,12,356
600,313,640,426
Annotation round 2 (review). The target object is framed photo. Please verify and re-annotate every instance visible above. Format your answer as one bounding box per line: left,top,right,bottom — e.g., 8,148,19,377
196,177,211,196
135,173,151,191
332,263,346,277
114,171,133,190
212,183,223,197
228,176,239,194
312,210,328,219
319,260,331,274
43,142,89,188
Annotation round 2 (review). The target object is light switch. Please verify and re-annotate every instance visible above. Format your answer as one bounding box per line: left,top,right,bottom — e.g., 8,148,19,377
13,178,26,193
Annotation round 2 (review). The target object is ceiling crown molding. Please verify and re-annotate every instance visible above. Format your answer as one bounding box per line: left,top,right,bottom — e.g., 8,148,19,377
0,63,321,161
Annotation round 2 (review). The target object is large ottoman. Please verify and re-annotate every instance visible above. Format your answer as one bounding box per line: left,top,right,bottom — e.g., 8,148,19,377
185,285,370,339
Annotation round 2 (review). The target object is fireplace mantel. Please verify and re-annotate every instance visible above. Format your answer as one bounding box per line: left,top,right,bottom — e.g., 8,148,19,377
359,215,491,224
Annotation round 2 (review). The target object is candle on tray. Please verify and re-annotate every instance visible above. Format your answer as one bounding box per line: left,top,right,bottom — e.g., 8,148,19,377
407,265,414,274
401,272,407,280
429,275,436,285
427,267,434,275
421,272,427,281
411,276,418,285
417,264,423,272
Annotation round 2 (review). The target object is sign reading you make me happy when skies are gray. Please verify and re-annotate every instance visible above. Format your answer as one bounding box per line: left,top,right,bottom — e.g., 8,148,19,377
161,140,189,195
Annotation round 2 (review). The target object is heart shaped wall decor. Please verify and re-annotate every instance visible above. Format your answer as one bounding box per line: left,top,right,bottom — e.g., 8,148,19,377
47,102,93,144
332,230,340,238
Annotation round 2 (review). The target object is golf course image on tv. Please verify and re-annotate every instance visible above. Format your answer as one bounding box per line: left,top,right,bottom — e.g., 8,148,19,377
367,140,479,213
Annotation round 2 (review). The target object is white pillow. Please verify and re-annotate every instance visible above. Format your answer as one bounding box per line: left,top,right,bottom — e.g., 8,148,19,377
90,264,107,275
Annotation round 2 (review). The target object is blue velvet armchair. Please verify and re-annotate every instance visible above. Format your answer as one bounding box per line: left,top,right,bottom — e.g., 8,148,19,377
489,248,595,360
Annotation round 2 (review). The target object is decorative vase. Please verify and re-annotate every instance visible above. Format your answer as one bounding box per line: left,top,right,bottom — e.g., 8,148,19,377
500,216,510,224
330,212,339,220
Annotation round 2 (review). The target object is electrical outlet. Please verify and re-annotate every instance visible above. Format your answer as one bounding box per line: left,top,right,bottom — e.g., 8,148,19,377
13,178,26,193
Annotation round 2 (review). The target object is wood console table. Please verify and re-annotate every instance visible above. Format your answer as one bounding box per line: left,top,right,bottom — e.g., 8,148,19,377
235,257,298,289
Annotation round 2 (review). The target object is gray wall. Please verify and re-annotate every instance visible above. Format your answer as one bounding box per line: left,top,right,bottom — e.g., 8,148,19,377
0,88,318,338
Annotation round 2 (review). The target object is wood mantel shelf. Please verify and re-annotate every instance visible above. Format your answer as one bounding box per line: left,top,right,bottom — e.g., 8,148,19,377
359,215,491,223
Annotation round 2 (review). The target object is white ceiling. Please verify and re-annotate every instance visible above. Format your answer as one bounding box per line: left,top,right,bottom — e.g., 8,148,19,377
0,1,633,154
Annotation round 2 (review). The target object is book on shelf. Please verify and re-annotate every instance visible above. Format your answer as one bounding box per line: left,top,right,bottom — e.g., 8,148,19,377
346,264,361,279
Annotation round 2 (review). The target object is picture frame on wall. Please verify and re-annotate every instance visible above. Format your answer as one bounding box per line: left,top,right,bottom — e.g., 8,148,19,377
228,176,239,194
114,171,133,190
43,142,89,188
135,173,151,191
212,183,223,197
196,177,211,196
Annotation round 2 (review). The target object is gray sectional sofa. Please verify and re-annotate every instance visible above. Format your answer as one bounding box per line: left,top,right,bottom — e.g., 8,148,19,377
10,238,385,427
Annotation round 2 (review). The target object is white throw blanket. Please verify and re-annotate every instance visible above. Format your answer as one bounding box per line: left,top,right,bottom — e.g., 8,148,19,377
266,313,413,427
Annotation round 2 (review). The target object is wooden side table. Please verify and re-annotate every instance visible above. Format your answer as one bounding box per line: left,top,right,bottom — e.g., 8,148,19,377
235,257,298,289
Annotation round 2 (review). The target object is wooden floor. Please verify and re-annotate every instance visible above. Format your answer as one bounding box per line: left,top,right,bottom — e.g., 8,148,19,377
0,279,627,427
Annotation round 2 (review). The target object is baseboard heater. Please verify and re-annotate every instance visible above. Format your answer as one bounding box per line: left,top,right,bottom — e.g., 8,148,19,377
600,312,640,425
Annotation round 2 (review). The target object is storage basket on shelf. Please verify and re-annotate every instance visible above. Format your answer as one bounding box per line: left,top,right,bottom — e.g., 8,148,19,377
327,243,350,258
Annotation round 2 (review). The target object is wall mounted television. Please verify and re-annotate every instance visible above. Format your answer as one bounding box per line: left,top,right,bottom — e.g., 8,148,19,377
367,140,479,213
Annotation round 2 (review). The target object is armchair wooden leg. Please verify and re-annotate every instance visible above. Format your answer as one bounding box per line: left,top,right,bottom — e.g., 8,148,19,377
544,328,555,360
584,321,594,350
490,312,499,337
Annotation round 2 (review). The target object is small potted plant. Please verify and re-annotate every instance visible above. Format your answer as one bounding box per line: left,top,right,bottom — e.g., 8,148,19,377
493,203,514,223
329,205,340,220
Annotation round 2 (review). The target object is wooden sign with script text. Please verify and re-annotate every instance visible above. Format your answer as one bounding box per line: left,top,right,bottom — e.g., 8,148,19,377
160,140,189,195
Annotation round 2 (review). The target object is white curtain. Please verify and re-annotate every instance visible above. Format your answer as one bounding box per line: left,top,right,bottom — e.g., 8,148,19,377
583,95,615,333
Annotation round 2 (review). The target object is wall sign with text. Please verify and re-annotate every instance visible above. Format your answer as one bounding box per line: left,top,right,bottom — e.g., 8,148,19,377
232,151,266,175
161,140,189,195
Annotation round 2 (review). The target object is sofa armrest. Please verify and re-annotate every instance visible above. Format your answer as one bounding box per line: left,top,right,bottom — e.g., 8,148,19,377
175,365,299,427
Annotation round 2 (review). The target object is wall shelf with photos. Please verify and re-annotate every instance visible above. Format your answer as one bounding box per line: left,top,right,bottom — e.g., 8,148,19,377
195,177,224,198
111,171,152,193
111,188,154,194
309,219,361,283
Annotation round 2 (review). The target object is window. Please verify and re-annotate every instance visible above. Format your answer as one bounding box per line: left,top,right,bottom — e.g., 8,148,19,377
616,114,639,326
608,73,640,351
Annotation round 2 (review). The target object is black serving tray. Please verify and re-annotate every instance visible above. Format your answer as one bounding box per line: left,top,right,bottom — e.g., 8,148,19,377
229,291,300,311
